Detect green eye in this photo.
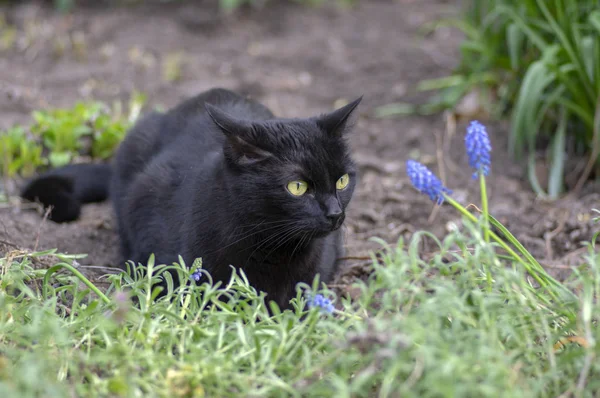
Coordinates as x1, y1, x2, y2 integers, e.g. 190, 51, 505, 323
287, 180, 308, 196
336, 173, 350, 190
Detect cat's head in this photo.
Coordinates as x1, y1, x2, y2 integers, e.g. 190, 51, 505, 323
206, 97, 362, 238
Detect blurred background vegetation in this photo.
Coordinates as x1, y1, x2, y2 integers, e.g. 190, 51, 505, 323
383, 0, 600, 199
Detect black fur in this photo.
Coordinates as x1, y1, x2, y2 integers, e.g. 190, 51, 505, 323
20, 88, 362, 309
20, 163, 111, 222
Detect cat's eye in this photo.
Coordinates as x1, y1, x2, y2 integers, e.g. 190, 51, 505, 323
287, 180, 308, 196
336, 174, 350, 190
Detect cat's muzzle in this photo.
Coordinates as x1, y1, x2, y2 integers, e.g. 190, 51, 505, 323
328, 214, 345, 231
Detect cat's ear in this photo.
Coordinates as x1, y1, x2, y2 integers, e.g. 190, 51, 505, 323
316, 96, 363, 137
205, 103, 272, 166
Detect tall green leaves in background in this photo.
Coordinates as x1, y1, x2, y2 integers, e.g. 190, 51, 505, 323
391, 0, 600, 199
508, 1, 600, 199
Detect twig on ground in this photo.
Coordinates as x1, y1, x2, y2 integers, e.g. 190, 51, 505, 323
436, 125, 447, 187
429, 122, 449, 224
336, 256, 372, 261
0, 218, 20, 252
543, 263, 576, 270
443, 110, 460, 174
0, 238, 19, 250
559, 247, 590, 266
0, 217, 11, 239
544, 209, 570, 260
34, 206, 51, 252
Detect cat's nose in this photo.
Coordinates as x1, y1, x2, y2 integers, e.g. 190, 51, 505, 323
327, 212, 344, 230
326, 203, 343, 229
327, 211, 342, 221
325, 196, 343, 228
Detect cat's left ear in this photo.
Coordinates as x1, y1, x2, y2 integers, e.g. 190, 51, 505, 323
205, 103, 273, 166
316, 96, 363, 137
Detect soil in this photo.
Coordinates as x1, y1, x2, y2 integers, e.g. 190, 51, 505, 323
0, 0, 598, 288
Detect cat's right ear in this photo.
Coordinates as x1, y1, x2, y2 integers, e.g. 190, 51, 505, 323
316, 96, 363, 138
205, 103, 272, 166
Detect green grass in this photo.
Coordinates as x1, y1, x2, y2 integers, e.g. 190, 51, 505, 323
1, 207, 599, 397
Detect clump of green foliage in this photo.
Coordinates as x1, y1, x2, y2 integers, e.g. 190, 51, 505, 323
0, 127, 44, 178
0, 92, 145, 178
382, 0, 600, 198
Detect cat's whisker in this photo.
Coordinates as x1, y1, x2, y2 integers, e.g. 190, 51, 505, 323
288, 231, 309, 265
236, 219, 295, 229
211, 220, 298, 254
258, 225, 306, 267
215, 219, 269, 247
244, 224, 298, 255
244, 223, 304, 266
227, 218, 289, 233
224, 219, 294, 241
273, 227, 306, 257
222, 222, 301, 266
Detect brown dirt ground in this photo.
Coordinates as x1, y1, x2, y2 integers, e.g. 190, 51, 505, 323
0, 0, 598, 288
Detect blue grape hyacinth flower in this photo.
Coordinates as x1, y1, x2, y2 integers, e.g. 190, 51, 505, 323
406, 160, 452, 205
190, 269, 202, 282
465, 120, 491, 179
307, 294, 335, 314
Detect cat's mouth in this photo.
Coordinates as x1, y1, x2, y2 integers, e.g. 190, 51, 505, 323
309, 218, 344, 238
328, 214, 345, 231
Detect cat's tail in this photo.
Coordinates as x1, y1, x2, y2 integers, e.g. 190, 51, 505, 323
20, 163, 112, 223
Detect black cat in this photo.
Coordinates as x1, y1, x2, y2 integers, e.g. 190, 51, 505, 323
21, 88, 362, 309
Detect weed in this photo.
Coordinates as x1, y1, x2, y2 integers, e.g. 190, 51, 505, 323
0, 92, 146, 178
0, 127, 44, 178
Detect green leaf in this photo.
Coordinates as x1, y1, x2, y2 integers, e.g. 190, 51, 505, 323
547, 109, 567, 199
506, 23, 524, 70
373, 103, 417, 118
510, 57, 556, 158
219, 0, 243, 12
588, 10, 600, 34
49, 151, 72, 168
527, 155, 547, 197
417, 75, 466, 91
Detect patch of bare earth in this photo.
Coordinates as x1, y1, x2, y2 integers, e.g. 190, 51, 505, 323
0, 0, 597, 288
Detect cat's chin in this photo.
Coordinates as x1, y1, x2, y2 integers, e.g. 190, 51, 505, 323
309, 230, 333, 239
310, 224, 343, 238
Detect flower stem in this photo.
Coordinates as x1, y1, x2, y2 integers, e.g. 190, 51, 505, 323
43, 262, 111, 304
442, 194, 571, 305
479, 172, 490, 243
